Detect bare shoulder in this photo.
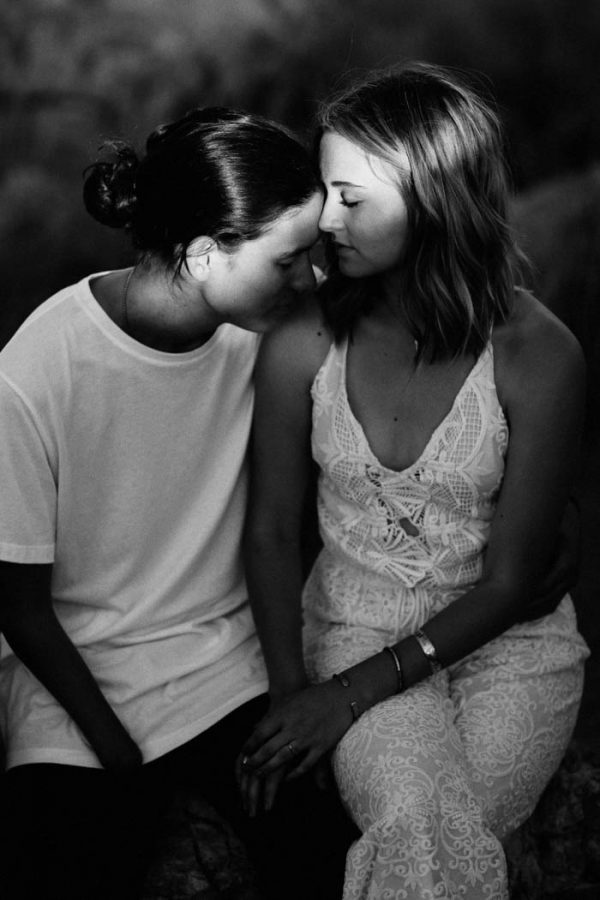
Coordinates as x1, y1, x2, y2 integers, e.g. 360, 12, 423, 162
257, 295, 333, 389
492, 288, 585, 410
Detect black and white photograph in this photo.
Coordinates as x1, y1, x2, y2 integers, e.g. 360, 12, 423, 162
0, 2, 598, 898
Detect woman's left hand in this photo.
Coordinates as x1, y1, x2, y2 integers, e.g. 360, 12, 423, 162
238, 680, 354, 783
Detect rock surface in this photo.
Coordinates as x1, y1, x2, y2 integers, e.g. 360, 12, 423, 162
143, 718, 600, 899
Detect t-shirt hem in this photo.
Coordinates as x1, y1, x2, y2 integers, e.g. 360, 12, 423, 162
4, 679, 269, 771
0, 543, 55, 564
141, 679, 269, 763
6, 746, 104, 770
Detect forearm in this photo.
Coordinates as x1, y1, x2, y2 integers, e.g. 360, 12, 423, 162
245, 533, 308, 698
240, 579, 530, 781
341, 579, 523, 714
2, 604, 141, 771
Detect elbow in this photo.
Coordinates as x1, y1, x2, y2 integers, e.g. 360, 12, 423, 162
243, 518, 301, 559
0, 600, 55, 636
477, 572, 534, 624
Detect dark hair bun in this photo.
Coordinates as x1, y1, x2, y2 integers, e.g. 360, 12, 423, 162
82, 108, 319, 269
83, 141, 139, 228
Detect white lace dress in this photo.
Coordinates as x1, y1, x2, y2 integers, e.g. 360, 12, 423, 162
303, 339, 589, 900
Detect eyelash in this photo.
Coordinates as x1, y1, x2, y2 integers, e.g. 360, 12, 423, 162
340, 198, 359, 208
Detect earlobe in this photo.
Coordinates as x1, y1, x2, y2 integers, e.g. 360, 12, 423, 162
186, 237, 216, 283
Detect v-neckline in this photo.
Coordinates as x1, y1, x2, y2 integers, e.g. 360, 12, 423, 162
341, 340, 491, 476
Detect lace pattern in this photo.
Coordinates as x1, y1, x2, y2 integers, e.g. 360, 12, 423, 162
302, 338, 589, 899
311, 341, 508, 594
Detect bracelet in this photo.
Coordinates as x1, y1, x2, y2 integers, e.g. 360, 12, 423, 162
382, 646, 404, 693
414, 628, 443, 674
332, 672, 361, 721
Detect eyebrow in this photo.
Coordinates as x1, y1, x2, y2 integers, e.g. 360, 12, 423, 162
279, 238, 320, 259
330, 180, 365, 189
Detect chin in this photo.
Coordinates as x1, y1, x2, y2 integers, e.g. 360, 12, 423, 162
238, 315, 282, 335
338, 259, 368, 278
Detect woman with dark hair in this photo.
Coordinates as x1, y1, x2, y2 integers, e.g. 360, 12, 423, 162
240, 63, 589, 898
0, 107, 356, 900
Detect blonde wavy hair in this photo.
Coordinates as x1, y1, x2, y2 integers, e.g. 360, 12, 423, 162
317, 61, 528, 361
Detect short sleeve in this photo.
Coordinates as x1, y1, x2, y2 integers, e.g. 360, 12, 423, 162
0, 374, 56, 563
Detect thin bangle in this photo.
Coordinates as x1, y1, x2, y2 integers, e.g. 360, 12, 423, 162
414, 628, 443, 674
332, 672, 361, 721
382, 646, 403, 693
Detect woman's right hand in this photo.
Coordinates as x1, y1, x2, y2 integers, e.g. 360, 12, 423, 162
95, 731, 143, 774
0, 561, 144, 777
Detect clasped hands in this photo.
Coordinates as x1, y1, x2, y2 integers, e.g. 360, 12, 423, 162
236, 680, 353, 816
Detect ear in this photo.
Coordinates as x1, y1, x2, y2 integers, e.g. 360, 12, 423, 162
185, 237, 216, 283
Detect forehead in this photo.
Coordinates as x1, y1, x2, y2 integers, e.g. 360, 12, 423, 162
254, 190, 323, 254
319, 130, 406, 189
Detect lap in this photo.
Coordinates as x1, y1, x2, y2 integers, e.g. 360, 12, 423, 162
333, 676, 469, 831
332, 602, 586, 840
449, 602, 586, 837
0, 763, 164, 899
0, 695, 356, 900
0, 698, 263, 900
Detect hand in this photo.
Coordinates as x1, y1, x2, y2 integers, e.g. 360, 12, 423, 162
238, 680, 353, 784
237, 763, 288, 817
95, 731, 143, 774
518, 498, 580, 622
236, 744, 337, 816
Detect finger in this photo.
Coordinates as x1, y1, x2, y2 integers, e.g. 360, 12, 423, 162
285, 748, 321, 781
519, 597, 554, 622
235, 752, 248, 786
246, 736, 299, 772
239, 763, 251, 814
263, 769, 285, 812
247, 773, 263, 819
252, 740, 303, 777
240, 717, 283, 757
314, 758, 334, 791
539, 532, 577, 593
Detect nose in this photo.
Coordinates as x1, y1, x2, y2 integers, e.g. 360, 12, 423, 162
290, 253, 317, 293
318, 195, 340, 234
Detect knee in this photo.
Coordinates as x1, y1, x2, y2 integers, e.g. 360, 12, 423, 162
342, 759, 491, 844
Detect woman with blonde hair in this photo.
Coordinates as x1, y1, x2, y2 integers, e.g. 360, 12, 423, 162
240, 63, 589, 898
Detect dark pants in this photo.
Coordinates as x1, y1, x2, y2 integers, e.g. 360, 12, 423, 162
0, 695, 358, 900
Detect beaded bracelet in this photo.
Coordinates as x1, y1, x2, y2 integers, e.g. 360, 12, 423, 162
382, 645, 404, 693
332, 672, 361, 721
414, 628, 442, 674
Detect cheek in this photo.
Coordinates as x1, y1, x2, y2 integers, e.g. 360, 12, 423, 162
253, 272, 285, 305
369, 212, 408, 261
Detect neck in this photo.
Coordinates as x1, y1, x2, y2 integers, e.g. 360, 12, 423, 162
119, 264, 216, 352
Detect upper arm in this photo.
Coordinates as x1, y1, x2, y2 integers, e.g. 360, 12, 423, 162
0, 375, 56, 564
483, 297, 586, 598
248, 303, 331, 546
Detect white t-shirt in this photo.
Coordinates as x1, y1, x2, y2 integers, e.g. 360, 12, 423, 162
0, 274, 268, 768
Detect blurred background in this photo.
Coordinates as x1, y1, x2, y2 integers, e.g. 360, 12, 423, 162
0, 0, 598, 660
